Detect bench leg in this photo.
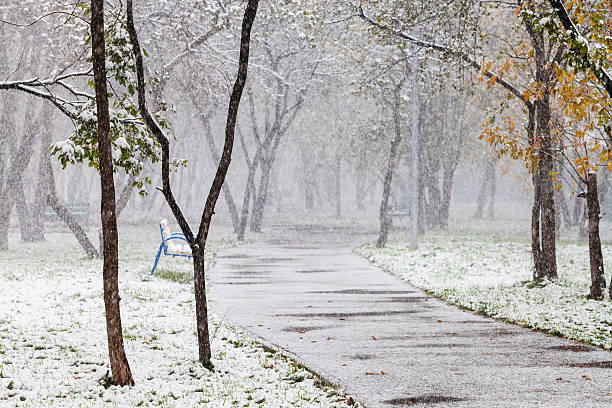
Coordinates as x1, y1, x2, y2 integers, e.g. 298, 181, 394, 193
151, 244, 164, 275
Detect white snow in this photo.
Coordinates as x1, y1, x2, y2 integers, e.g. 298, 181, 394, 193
357, 231, 612, 349
0, 226, 357, 407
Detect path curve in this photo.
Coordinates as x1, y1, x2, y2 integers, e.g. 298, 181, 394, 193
208, 224, 612, 407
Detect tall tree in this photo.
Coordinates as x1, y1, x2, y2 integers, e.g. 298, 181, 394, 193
126, 0, 259, 365
90, 0, 134, 386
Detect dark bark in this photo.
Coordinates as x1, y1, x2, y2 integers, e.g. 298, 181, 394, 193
91, 0, 134, 387
377, 79, 404, 247
187, 91, 241, 233
585, 172, 606, 299
127, 0, 259, 365
535, 96, 557, 280
527, 19, 557, 281
203, 121, 240, 232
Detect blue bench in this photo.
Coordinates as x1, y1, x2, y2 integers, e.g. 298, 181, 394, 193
151, 220, 193, 275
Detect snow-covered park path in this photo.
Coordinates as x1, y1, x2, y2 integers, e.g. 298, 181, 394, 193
208, 224, 612, 407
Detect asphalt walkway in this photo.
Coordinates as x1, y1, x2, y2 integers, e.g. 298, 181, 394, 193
208, 224, 612, 407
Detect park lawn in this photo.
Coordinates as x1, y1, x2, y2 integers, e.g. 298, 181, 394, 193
357, 231, 612, 349
0, 225, 356, 407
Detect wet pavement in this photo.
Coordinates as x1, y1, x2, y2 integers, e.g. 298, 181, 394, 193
208, 224, 612, 407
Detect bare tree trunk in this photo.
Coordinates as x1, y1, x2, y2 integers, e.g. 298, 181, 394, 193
586, 172, 606, 300
127, 0, 259, 366
204, 123, 240, 232
237, 141, 264, 241
536, 101, 557, 280
29, 106, 55, 242
304, 172, 315, 211
377, 79, 405, 247
91, 0, 134, 386
474, 156, 494, 219
440, 161, 457, 229
115, 176, 135, 219
14, 180, 31, 241
558, 190, 573, 228
528, 16, 557, 281
0, 99, 38, 249
13, 97, 44, 241
250, 161, 272, 232
46, 160, 99, 258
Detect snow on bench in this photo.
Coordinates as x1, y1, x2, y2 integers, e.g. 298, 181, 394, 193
151, 219, 192, 275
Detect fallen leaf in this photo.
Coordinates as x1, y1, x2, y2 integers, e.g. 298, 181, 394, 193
555, 377, 563, 381
371, 336, 379, 340
365, 372, 375, 376
380, 371, 386, 375
437, 319, 444, 323
342, 363, 347, 367
311, 340, 317, 343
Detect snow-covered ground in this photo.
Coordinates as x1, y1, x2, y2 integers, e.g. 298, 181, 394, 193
0, 225, 357, 407
357, 231, 612, 349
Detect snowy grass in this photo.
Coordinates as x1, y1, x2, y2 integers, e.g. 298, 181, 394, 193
356, 231, 612, 349
0, 225, 357, 407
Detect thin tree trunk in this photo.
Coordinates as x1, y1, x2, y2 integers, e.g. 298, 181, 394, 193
14, 180, 30, 241
91, 0, 134, 386
202, 121, 240, 232
335, 155, 341, 218
440, 162, 457, 229
537, 110, 557, 280
30, 106, 55, 242
586, 172, 606, 299
474, 156, 494, 219
127, 0, 259, 366
250, 161, 272, 232
377, 79, 405, 247
46, 160, 99, 258
488, 157, 497, 219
